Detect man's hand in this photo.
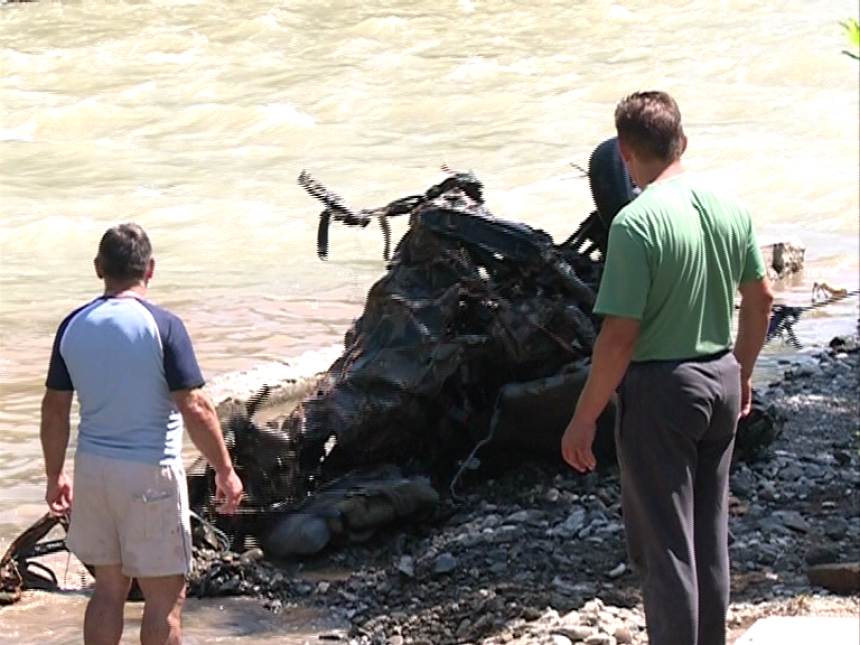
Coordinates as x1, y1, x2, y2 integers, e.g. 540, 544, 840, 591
561, 417, 598, 473
560, 315, 638, 473
46, 471, 73, 515
214, 468, 243, 514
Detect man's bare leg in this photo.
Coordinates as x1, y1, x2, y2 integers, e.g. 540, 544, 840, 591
137, 575, 186, 645
85, 565, 132, 645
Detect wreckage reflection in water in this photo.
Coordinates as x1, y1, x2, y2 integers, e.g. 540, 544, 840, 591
1, 140, 781, 604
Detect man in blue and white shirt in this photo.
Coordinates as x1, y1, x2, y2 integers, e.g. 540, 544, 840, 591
41, 222, 243, 645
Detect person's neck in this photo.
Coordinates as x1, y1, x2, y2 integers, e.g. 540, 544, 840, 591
637, 159, 686, 188
103, 282, 147, 298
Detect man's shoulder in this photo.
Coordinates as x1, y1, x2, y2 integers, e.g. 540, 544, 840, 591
618, 173, 748, 221
133, 300, 198, 354
55, 298, 103, 334
612, 177, 677, 223
135, 299, 187, 328
611, 197, 657, 237
685, 172, 748, 206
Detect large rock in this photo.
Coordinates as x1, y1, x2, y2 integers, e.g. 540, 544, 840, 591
807, 562, 860, 594
759, 239, 805, 282
736, 616, 860, 645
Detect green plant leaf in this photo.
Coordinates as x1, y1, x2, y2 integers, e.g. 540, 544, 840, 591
841, 18, 860, 46
841, 17, 860, 59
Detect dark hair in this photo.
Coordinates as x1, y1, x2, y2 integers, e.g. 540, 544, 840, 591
614, 91, 685, 162
97, 223, 152, 282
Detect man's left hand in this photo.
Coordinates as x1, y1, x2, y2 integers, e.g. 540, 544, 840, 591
561, 417, 598, 473
214, 467, 244, 514
46, 472, 73, 515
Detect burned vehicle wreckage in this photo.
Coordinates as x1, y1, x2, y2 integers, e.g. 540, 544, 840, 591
1, 138, 782, 605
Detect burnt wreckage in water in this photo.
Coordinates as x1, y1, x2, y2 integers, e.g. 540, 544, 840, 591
1, 139, 782, 604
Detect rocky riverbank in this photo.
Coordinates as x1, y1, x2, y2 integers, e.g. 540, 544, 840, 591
190, 337, 859, 644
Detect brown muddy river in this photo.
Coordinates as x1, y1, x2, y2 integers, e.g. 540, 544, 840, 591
1, 0, 858, 641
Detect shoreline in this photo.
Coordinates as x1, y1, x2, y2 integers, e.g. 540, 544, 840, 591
205, 344, 344, 420
2, 336, 857, 644
175, 334, 859, 644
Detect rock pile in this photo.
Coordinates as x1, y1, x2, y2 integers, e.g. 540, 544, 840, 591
189, 338, 859, 644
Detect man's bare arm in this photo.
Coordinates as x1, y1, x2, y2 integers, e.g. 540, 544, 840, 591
561, 316, 640, 472
573, 315, 641, 423
40, 388, 75, 513
172, 388, 233, 474
734, 277, 774, 416
735, 277, 774, 379
40, 389, 74, 477
172, 387, 243, 512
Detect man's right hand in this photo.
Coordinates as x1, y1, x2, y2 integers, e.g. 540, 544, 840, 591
561, 416, 598, 473
46, 471, 73, 515
214, 467, 243, 514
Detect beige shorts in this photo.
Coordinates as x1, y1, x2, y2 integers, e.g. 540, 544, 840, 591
66, 450, 192, 578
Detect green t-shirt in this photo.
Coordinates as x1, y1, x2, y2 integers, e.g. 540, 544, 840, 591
594, 173, 766, 362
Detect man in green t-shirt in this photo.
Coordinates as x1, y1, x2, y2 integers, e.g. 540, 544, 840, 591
561, 91, 774, 645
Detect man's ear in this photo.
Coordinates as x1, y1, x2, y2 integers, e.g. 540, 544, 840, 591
145, 257, 155, 284
679, 133, 688, 156
617, 138, 633, 165
94, 256, 104, 279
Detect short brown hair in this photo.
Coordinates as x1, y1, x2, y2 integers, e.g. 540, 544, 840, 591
614, 91, 685, 162
97, 223, 152, 282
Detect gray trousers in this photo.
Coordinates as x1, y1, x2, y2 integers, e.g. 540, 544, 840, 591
616, 350, 740, 645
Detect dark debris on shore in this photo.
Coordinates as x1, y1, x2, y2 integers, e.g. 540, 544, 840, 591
187, 338, 860, 645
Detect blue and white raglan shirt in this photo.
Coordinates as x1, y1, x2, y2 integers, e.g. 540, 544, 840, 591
45, 296, 205, 466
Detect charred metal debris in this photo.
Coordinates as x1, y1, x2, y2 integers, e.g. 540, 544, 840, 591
2, 138, 784, 604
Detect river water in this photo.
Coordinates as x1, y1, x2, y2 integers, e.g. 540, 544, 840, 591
1, 0, 858, 642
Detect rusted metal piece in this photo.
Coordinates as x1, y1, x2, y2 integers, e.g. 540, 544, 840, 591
299, 170, 420, 261
0, 512, 70, 605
